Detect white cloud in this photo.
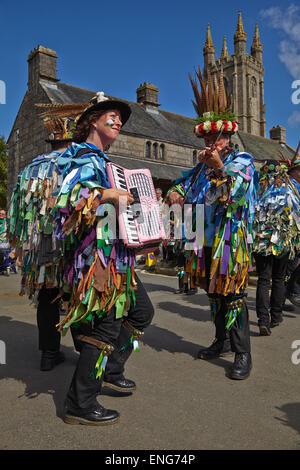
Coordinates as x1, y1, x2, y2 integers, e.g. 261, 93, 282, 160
260, 4, 300, 79
287, 111, 300, 127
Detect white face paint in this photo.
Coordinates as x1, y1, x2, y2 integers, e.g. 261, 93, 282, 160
104, 118, 115, 127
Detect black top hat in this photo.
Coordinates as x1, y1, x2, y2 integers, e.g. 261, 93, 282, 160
76, 92, 131, 127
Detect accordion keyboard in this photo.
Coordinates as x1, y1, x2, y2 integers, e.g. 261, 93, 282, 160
106, 163, 164, 247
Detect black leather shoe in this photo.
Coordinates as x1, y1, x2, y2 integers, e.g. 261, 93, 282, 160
40, 350, 65, 371
287, 293, 300, 308
103, 377, 136, 393
197, 339, 232, 360
259, 325, 272, 336
227, 352, 252, 380
174, 289, 184, 294
270, 319, 283, 328
64, 403, 119, 426
186, 287, 198, 295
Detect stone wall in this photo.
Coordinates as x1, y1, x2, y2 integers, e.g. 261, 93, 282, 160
110, 133, 197, 168
7, 84, 50, 198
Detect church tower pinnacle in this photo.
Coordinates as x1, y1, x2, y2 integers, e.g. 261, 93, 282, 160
203, 24, 215, 75
221, 36, 229, 60
251, 24, 263, 63
234, 11, 247, 55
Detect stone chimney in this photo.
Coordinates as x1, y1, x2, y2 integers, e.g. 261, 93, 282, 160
269, 125, 286, 143
27, 45, 59, 92
136, 82, 160, 109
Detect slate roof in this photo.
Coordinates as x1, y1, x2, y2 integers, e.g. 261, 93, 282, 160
40, 79, 204, 149
237, 130, 295, 163
40, 79, 296, 164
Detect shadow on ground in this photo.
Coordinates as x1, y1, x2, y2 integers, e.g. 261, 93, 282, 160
275, 402, 300, 441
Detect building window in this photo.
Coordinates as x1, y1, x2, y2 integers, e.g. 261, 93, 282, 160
153, 142, 158, 160
251, 77, 257, 98
159, 144, 165, 160
145, 141, 151, 158
193, 150, 198, 166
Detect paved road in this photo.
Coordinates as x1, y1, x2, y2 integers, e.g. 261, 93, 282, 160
0, 270, 299, 450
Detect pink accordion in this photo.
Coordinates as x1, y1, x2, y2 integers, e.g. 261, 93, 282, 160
106, 162, 165, 252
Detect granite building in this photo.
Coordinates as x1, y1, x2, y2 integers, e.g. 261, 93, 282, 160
7, 12, 296, 198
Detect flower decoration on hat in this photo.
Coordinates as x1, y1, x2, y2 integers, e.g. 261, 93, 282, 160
189, 66, 238, 137
259, 159, 285, 181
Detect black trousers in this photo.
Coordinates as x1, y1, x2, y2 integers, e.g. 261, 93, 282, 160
254, 253, 289, 325
214, 298, 251, 353
37, 286, 91, 352
287, 261, 300, 295
203, 247, 250, 353
37, 286, 61, 351
66, 274, 154, 410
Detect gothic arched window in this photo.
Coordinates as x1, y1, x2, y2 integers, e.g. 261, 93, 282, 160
251, 77, 257, 98
145, 141, 151, 158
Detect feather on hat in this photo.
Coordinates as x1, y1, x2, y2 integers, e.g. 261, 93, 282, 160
189, 66, 238, 137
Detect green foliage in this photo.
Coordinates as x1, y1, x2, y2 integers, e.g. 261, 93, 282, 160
196, 110, 237, 124
0, 136, 8, 209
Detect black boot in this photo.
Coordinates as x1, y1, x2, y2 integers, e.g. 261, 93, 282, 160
40, 350, 65, 371
197, 337, 232, 359
174, 275, 185, 294
103, 321, 142, 393
186, 287, 198, 295
64, 342, 119, 425
227, 352, 252, 380
198, 302, 232, 359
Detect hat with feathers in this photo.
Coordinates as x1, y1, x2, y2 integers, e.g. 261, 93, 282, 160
36, 102, 88, 143
189, 66, 238, 137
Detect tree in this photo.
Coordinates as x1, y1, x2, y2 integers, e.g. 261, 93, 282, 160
0, 136, 8, 209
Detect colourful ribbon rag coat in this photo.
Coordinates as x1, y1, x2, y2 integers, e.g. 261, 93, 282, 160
53, 142, 137, 334
8, 150, 65, 297
253, 175, 300, 259
168, 149, 258, 299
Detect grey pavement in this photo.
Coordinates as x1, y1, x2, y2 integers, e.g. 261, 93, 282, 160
0, 269, 299, 450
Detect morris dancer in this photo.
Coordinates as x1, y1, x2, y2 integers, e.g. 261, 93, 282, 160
53, 93, 154, 425
167, 68, 258, 380
286, 157, 300, 307
7, 106, 84, 369
253, 159, 300, 334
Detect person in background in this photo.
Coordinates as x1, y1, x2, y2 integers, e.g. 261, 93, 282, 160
253, 160, 300, 335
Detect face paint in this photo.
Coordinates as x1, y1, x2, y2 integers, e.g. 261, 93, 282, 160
104, 119, 115, 127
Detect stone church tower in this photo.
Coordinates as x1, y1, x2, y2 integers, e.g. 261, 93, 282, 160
203, 12, 266, 137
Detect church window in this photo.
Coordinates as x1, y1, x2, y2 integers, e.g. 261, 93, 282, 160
251, 77, 257, 98
153, 142, 158, 159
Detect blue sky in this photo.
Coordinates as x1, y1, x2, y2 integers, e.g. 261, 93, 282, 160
0, 0, 299, 150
